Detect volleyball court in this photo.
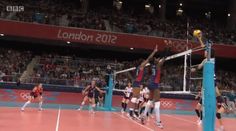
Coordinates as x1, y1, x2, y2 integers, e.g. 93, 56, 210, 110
0, 43, 236, 131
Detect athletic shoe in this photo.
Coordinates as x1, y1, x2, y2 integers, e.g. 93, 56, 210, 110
141, 116, 146, 125
121, 109, 124, 114
197, 120, 202, 126
219, 126, 224, 131
38, 108, 43, 111
21, 108, 24, 111
77, 107, 83, 111
155, 122, 164, 129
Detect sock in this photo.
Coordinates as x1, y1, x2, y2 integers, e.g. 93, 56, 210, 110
124, 103, 127, 111
140, 107, 145, 114
121, 102, 125, 109
154, 101, 161, 123
134, 109, 139, 117
143, 100, 152, 117
200, 111, 203, 120
129, 108, 134, 117
195, 109, 200, 118
150, 107, 154, 114
39, 101, 43, 109
22, 101, 31, 109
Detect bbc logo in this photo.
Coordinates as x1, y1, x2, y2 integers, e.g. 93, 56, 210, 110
6, 6, 24, 12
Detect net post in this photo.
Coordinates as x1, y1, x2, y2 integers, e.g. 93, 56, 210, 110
104, 74, 113, 111
202, 41, 216, 131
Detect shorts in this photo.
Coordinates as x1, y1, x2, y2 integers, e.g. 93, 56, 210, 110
144, 97, 149, 102
133, 81, 142, 88
98, 95, 103, 99
198, 98, 202, 105
88, 93, 95, 98
123, 95, 131, 100
30, 92, 38, 98
148, 82, 159, 90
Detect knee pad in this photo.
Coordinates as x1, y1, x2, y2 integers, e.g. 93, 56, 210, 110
131, 97, 138, 103
154, 101, 160, 109
216, 113, 221, 119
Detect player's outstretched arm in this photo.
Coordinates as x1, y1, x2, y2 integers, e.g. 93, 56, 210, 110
140, 45, 158, 68
96, 86, 106, 93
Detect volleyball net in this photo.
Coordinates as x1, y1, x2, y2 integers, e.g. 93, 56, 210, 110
113, 46, 205, 95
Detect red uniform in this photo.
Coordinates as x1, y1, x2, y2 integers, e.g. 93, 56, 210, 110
30, 86, 43, 98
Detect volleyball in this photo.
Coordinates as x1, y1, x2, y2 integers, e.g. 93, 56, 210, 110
193, 30, 202, 37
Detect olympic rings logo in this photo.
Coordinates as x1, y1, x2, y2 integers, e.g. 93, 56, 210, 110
20, 93, 30, 100
161, 100, 173, 108
163, 39, 192, 52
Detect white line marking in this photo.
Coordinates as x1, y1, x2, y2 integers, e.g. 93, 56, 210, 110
113, 112, 154, 131
164, 114, 197, 125
55, 107, 61, 131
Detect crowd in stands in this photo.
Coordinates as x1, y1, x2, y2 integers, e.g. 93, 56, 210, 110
0, 0, 235, 45
0, 46, 235, 92
217, 70, 236, 91
110, 12, 236, 45
0, 48, 32, 82
0, 0, 106, 30
28, 54, 123, 87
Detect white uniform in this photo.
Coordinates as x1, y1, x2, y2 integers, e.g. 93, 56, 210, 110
139, 87, 150, 102
124, 87, 133, 99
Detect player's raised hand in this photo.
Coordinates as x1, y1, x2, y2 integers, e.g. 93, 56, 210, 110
191, 68, 196, 72
154, 45, 158, 52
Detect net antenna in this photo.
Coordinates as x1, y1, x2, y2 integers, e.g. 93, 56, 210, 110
182, 19, 190, 93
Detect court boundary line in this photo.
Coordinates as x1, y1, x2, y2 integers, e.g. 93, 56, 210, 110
55, 107, 61, 131
113, 112, 154, 131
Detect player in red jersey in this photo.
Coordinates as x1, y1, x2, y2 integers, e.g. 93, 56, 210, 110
21, 83, 43, 111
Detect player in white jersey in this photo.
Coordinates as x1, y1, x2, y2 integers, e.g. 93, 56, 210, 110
139, 85, 150, 117
121, 82, 133, 113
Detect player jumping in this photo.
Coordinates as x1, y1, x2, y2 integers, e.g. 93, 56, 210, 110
141, 57, 165, 129
129, 45, 158, 119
